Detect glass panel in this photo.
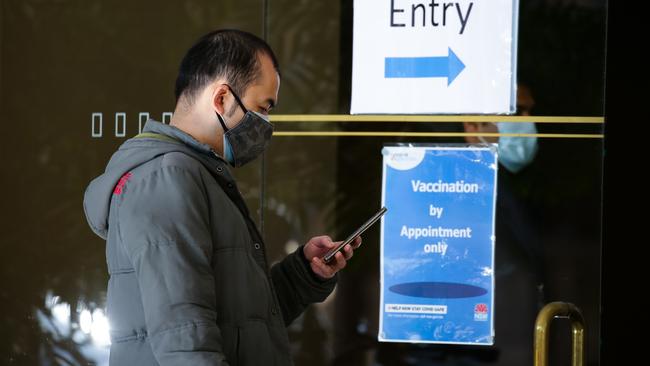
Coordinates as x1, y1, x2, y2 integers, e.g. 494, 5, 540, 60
266, 0, 606, 365
0, 0, 263, 363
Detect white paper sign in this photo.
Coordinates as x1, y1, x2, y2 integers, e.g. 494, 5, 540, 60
351, 0, 518, 114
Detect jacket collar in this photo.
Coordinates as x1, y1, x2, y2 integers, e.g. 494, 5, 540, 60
142, 119, 219, 158
137, 119, 256, 234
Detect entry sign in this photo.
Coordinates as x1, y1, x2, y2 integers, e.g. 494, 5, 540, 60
380, 145, 497, 345
351, 0, 519, 114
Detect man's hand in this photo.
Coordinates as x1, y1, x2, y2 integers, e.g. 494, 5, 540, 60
303, 235, 363, 279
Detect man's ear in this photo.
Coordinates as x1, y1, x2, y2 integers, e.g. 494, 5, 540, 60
212, 83, 230, 115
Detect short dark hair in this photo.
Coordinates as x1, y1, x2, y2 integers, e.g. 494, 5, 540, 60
174, 29, 280, 105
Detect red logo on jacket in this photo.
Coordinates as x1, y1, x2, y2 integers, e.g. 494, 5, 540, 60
113, 172, 133, 195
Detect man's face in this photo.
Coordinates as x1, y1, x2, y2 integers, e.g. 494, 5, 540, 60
225, 53, 280, 122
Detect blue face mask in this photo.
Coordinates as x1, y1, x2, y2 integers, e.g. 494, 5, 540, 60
495, 122, 538, 173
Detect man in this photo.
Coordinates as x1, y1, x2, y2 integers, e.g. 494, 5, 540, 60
461, 83, 542, 279
459, 83, 543, 365
83, 29, 359, 366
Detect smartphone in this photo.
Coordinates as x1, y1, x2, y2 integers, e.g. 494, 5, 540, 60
323, 206, 388, 263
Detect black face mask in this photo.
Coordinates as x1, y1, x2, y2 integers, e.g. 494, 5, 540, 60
216, 85, 274, 167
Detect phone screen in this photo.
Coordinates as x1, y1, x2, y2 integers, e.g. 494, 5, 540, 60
323, 206, 388, 263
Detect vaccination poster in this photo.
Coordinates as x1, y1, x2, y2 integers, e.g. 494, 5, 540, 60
379, 145, 497, 345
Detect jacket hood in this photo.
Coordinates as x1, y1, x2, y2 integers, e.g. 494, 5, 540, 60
83, 119, 221, 239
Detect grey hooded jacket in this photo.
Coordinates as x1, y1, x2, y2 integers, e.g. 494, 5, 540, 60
83, 120, 336, 365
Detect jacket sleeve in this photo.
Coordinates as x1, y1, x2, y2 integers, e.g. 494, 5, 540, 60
118, 165, 229, 365
270, 246, 337, 325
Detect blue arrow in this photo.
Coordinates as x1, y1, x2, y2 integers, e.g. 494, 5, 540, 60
384, 47, 466, 86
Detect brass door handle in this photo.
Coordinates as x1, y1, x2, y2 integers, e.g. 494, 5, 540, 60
534, 301, 585, 366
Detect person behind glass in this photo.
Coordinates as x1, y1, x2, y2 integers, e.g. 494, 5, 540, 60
462, 83, 544, 295
83, 29, 361, 366
455, 83, 544, 365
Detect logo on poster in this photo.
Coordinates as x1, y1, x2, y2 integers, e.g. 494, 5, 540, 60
382, 147, 425, 170
474, 303, 488, 321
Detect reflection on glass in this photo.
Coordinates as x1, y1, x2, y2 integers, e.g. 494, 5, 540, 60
36, 291, 110, 365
